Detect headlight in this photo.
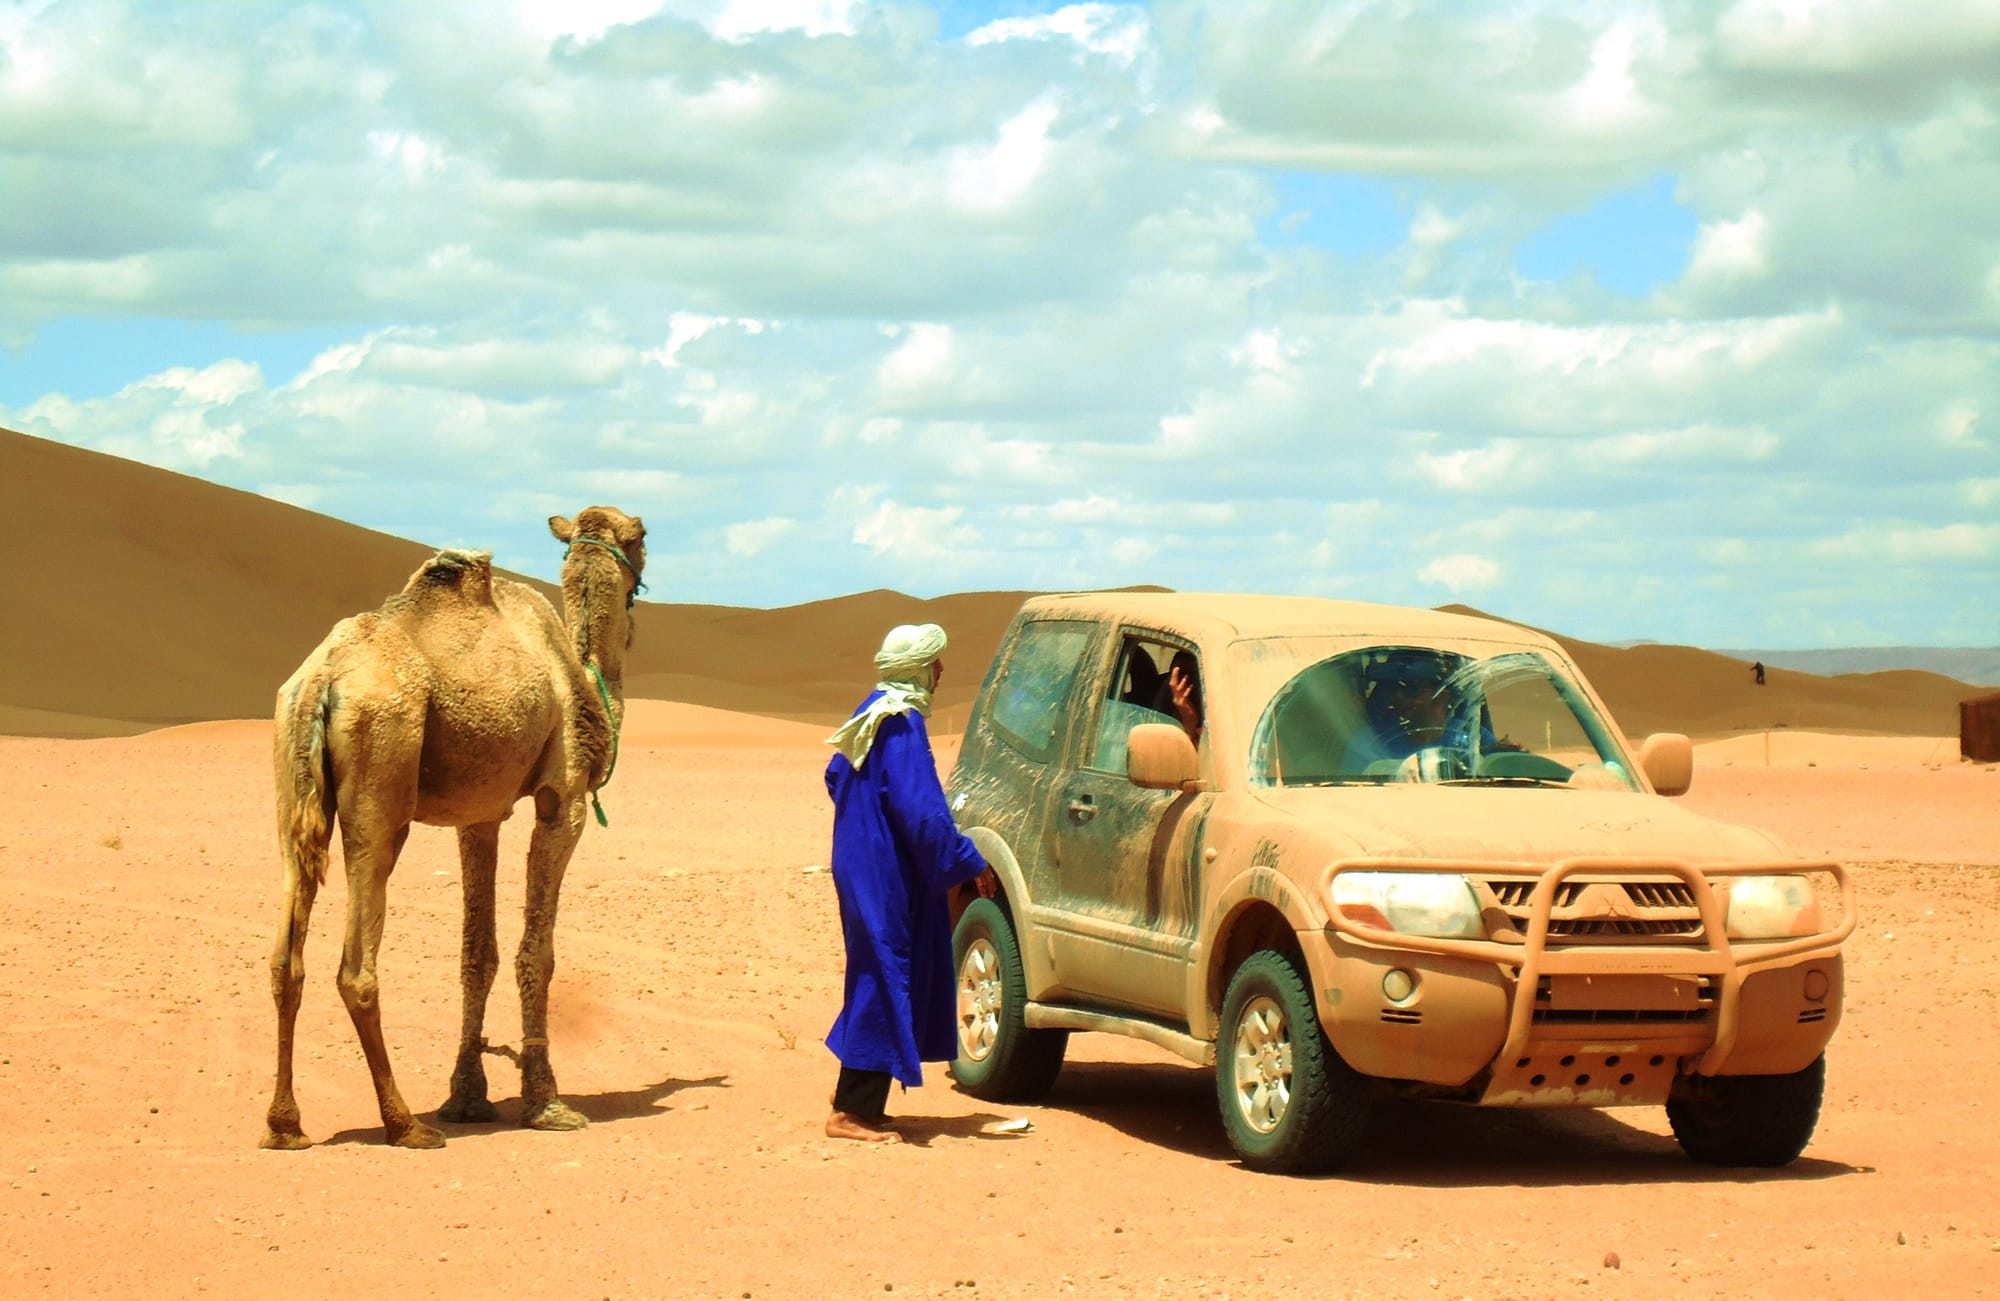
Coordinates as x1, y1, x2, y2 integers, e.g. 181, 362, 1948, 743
1332, 871, 1483, 938
1722, 875, 1822, 939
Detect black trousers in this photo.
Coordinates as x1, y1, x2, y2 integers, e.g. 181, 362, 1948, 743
833, 1065, 892, 1118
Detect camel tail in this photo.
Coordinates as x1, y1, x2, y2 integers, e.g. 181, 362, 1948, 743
274, 668, 337, 887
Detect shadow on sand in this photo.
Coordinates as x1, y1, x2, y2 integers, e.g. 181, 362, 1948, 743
1020, 1058, 1871, 1187
317, 1074, 730, 1148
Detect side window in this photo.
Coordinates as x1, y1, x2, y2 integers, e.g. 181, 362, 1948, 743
1088, 635, 1200, 772
987, 620, 1095, 764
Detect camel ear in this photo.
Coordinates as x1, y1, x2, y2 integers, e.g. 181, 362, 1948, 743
549, 515, 577, 543
618, 514, 646, 546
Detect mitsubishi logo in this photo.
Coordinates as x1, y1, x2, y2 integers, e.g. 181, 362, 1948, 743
1576, 882, 1637, 921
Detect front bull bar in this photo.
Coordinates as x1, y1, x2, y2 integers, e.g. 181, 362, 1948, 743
1319, 857, 1857, 1076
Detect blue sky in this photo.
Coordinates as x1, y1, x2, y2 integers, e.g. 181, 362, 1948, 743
3, 0, 1997, 648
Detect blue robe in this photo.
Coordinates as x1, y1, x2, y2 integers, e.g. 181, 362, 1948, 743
824, 694, 988, 1087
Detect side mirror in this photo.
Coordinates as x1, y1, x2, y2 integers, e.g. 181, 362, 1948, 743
1128, 722, 1199, 791
1639, 732, 1693, 797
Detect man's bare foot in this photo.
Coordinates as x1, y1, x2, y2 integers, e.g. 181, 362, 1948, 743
825, 1110, 902, 1143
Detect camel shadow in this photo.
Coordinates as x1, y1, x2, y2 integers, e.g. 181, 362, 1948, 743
1039, 1058, 1870, 1186
316, 1074, 729, 1147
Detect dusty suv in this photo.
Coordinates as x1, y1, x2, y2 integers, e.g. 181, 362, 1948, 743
943, 593, 1853, 1173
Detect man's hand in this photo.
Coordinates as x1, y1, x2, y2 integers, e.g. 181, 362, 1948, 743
1168, 666, 1201, 740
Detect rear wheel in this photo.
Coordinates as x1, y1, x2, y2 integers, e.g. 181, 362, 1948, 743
1667, 1055, 1825, 1167
1216, 950, 1371, 1173
950, 898, 1067, 1102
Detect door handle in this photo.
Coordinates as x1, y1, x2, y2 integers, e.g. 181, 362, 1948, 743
1067, 793, 1096, 821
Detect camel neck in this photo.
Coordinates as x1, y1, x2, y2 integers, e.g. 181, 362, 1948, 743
561, 557, 632, 710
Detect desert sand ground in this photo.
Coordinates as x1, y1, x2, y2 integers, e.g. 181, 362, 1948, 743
2, 706, 1997, 1300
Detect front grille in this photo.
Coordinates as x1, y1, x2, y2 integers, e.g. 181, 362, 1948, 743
1529, 974, 1716, 1025
1547, 917, 1701, 938
1485, 877, 1706, 943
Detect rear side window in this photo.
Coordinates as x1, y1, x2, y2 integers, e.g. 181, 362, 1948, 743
987, 620, 1094, 763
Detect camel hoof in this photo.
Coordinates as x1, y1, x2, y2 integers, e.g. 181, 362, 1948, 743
522, 1099, 589, 1132
259, 1128, 312, 1152
437, 1096, 499, 1124
389, 1121, 447, 1150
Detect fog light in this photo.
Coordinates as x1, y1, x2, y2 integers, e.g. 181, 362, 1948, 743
1382, 968, 1417, 1004
1803, 968, 1830, 1002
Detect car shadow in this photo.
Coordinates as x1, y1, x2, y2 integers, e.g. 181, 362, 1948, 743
315, 1073, 730, 1147
1036, 1058, 1870, 1186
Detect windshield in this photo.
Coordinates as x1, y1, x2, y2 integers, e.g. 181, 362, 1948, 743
1247, 646, 1640, 790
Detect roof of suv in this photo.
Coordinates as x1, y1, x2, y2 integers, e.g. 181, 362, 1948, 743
1022, 591, 1560, 650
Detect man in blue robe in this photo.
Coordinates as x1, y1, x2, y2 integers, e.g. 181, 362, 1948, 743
822, 622, 989, 1142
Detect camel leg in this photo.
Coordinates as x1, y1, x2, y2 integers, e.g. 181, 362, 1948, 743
260, 860, 320, 1150
438, 821, 502, 1123
336, 822, 444, 1149
517, 793, 588, 1131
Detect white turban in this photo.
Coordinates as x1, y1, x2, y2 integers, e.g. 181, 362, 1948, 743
826, 623, 949, 769
874, 623, 948, 676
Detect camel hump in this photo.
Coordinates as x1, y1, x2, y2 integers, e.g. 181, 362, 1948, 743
402, 548, 496, 607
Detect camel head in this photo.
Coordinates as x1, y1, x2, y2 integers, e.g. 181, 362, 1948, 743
549, 507, 647, 669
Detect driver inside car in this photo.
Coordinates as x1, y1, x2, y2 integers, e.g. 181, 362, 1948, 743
1354, 652, 1515, 779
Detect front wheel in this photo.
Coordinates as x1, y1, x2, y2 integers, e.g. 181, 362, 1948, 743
950, 898, 1067, 1102
1667, 1055, 1825, 1167
1216, 950, 1371, 1173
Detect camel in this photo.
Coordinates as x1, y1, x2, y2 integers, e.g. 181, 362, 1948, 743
260, 506, 646, 1149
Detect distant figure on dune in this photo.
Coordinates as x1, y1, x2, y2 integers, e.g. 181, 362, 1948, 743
1753, 661, 1767, 686
821, 622, 990, 1143
261, 507, 646, 1150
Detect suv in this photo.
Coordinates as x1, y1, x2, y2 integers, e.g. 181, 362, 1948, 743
943, 593, 1853, 1173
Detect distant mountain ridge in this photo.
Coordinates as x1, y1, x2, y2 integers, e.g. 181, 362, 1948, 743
1712, 648, 2000, 689
4, 426, 1988, 738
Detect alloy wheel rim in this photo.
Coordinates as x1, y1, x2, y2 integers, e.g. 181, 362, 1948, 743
957, 937, 1002, 1061
1230, 993, 1294, 1135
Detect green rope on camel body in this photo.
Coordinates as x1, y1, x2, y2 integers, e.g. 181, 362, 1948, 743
585, 661, 619, 827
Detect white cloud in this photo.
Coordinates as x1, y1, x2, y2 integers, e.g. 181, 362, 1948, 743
967, 4, 1152, 67
1686, 210, 1771, 283
877, 323, 956, 400
1109, 537, 1157, 566
1812, 523, 1999, 563
1419, 553, 1502, 593
1940, 401, 1984, 449
852, 499, 979, 558
711, 0, 858, 43
947, 96, 1061, 216
1414, 442, 1546, 494
1583, 424, 1780, 468
517, 0, 666, 44
724, 516, 797, 557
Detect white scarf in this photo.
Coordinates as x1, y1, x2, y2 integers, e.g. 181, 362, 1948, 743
826, 623, 946, 770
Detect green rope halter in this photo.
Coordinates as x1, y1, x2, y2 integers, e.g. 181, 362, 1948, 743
585, 661, 619, 828
564, 536, 647, 606
562, 535, 641, 826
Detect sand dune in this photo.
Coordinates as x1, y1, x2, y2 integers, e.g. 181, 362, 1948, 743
4, 427, 1984, 741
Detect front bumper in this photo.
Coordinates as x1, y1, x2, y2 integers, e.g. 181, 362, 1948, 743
1305, 856, 1855, 1104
